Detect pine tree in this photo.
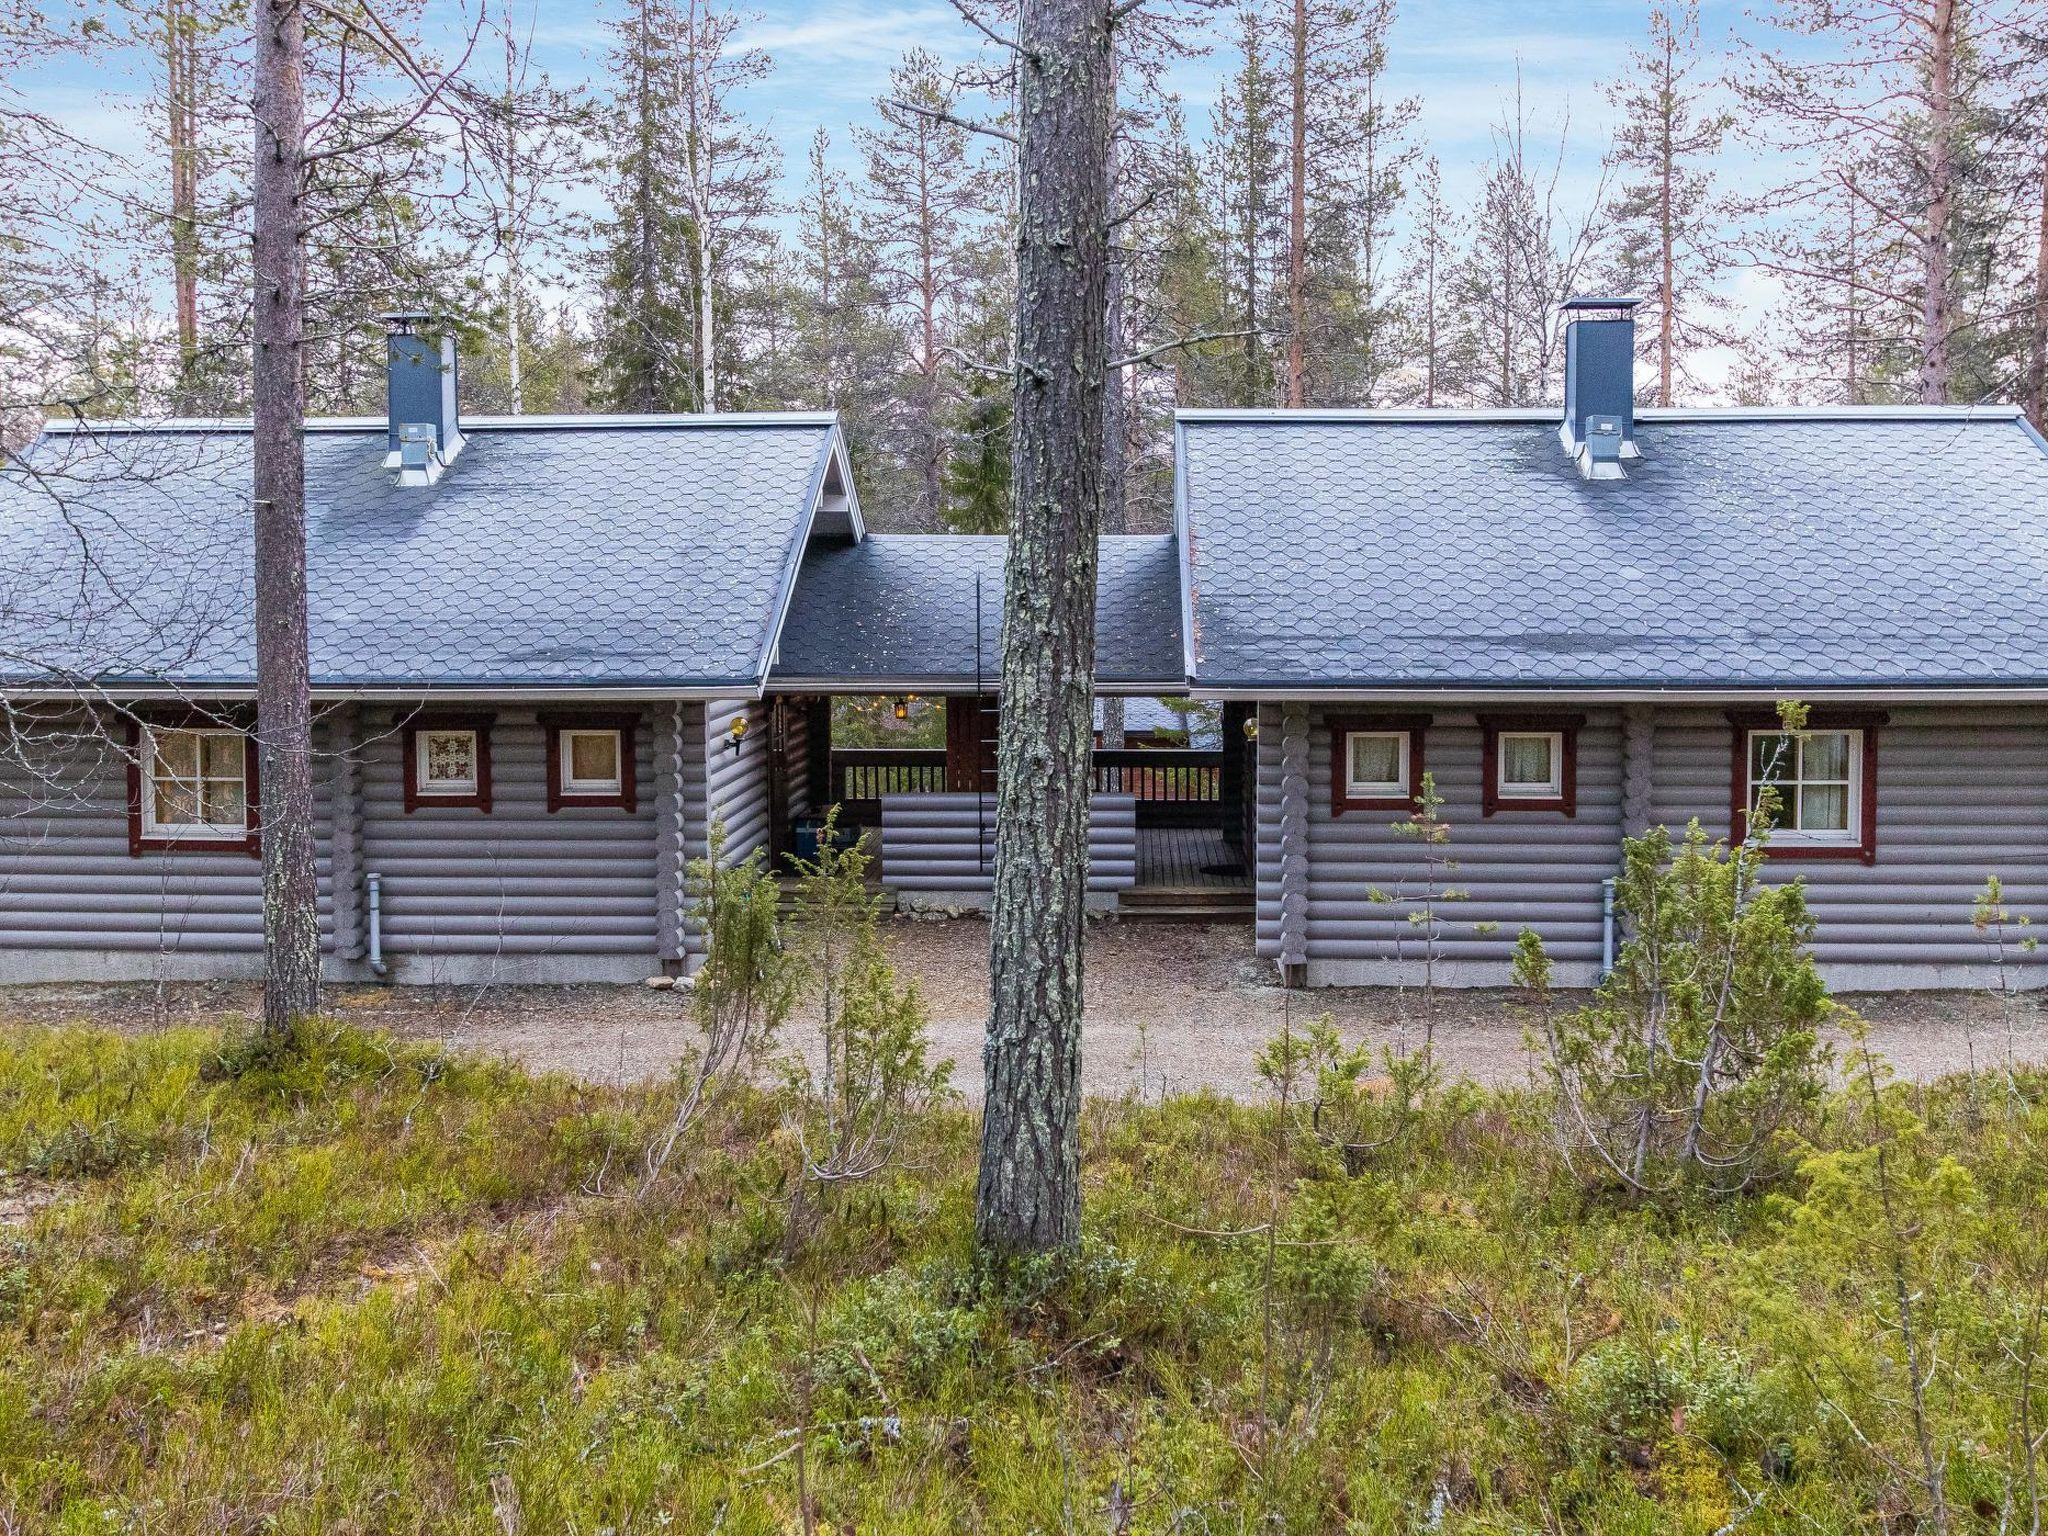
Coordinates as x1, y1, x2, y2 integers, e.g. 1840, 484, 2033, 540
590, 0, 776, 412
1603, 0, 1732, 405
860, 51, 1002, 527
1393, 155, 1468, 405
778, 129, 905, 510
455, 1, 592, 415
1458, 87, 1607, 406
1209, 1, 1285, 406
1276, 0, 1415, 405
1737, 0, 2016, 403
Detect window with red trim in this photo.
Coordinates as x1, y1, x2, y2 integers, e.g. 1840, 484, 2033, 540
1328, 713, 1429, 815
1479, 713, 1582, 816
1728, 710, 1882, 863
402, 713, 494, 812
540, 712, 638, 812
125, 715, 260, 856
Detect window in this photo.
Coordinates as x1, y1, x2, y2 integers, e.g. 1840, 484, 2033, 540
125, 719, 259, 855
1479, 713, 1583, 816
561, 729, 622, 795
1345, 731, 1409, 796
1498, 732, 1564, 799
1731, 712, 1882, 863
417, 730, 479, 796
401, 713, 494, 812
1327, 714, 1429, 815
541, 713, 638, 812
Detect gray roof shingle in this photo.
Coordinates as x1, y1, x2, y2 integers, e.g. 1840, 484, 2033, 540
770, 534, 1183, 689
0, 417, 843, 689
1178, 409, 2048, 690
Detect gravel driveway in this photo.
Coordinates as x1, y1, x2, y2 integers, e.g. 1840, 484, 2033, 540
4, 918, 2042, 1103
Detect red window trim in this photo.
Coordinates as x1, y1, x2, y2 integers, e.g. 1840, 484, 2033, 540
1478, 712, 1585, 817
124, 711, 261, 857
401, 711, 495, 813
1328, 713, 1431, 815
1727, 709, 1885, 865
539, 711, 639, 813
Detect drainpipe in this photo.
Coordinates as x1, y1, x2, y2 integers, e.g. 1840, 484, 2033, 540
1599, 875, 1617, 982
366, 871, 388, 977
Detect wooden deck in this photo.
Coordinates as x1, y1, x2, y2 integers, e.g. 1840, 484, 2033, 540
1133, 826, 1249, 891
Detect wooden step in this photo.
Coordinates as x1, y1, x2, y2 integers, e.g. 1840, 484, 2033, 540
1118, 885, 1254, 917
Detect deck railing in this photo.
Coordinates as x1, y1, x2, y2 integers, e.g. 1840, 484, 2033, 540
825, 746, 1222, 827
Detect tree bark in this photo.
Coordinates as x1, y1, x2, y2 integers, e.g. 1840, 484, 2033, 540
1285, 0, 1307, 407
2029, 137, 2047, 433
975, 0, 1110, 1257
1657, 25, 1674, 408
251, 0, 321, 1035
168, 0, 202, 405
1916, 0, 1957, 404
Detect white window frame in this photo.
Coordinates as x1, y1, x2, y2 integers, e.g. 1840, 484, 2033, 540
1496, 730, 1565, 800
1343, 729, 1411, 798
1747, 728, 1863, 846
140, 725, 249, 840
415, 727, 480, 797
559, 727, 624, 796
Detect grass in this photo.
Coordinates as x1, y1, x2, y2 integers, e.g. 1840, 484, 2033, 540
1, 1017, 2044, 1533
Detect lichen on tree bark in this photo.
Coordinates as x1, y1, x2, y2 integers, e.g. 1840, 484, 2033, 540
974, 0, 1112, 1256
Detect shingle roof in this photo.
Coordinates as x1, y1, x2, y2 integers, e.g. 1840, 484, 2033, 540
770, 534, 1184, 689
1177, 408, 2048, 690
0, 416, 847, 690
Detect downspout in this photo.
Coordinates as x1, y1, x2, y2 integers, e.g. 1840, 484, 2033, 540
1600, 875, 1617, 982
366, 871, 387, 977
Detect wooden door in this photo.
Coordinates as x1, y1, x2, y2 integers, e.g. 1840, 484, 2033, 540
945, 696, 999, 793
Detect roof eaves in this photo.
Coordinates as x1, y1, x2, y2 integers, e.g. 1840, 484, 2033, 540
40, 409, 843, 436
1184, 676, 2048, 700
1173, 403, 2028, 426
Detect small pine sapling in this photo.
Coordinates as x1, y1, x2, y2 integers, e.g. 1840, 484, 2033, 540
1254, 1011, 1433, 1174
781, 809, 954, 1254
1515, 704, 1830, 1197
1972, 874, 2038, 1110
642, 821, 800, 1188
1373, 770, 1472, 1074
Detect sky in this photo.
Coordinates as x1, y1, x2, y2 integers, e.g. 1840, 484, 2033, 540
26, 0, 1806, 387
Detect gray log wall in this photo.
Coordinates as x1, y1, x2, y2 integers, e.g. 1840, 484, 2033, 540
1257, 702, 2048, 990
355, 705, 658, 982
880, 792, 1137, 909
0, 699, 755, 985
0, 708, 336, 981
677, 697, 775, 966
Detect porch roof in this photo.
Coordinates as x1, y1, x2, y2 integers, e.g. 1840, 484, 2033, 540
1176, 407, 2048, 692
769, 534, 1185, 692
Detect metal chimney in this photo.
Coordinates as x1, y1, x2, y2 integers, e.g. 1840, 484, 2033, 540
381, 311, 464, 485
1559, 297, 1642, 480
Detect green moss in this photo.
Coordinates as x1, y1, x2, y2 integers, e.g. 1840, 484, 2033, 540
2, 1020, 2044, 1532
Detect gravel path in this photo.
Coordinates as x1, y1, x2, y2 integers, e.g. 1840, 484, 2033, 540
5, 918, 2043, 1102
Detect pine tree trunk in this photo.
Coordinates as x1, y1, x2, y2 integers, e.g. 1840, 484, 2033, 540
1285, 0, 1307, 407
168, 0, 202, 405
1657, 29, 1675, 408
251, 0, 320, 1036
1917, 0, 1956, 404
2028, 139, 2047, 433
975, 0, 1110, 1257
